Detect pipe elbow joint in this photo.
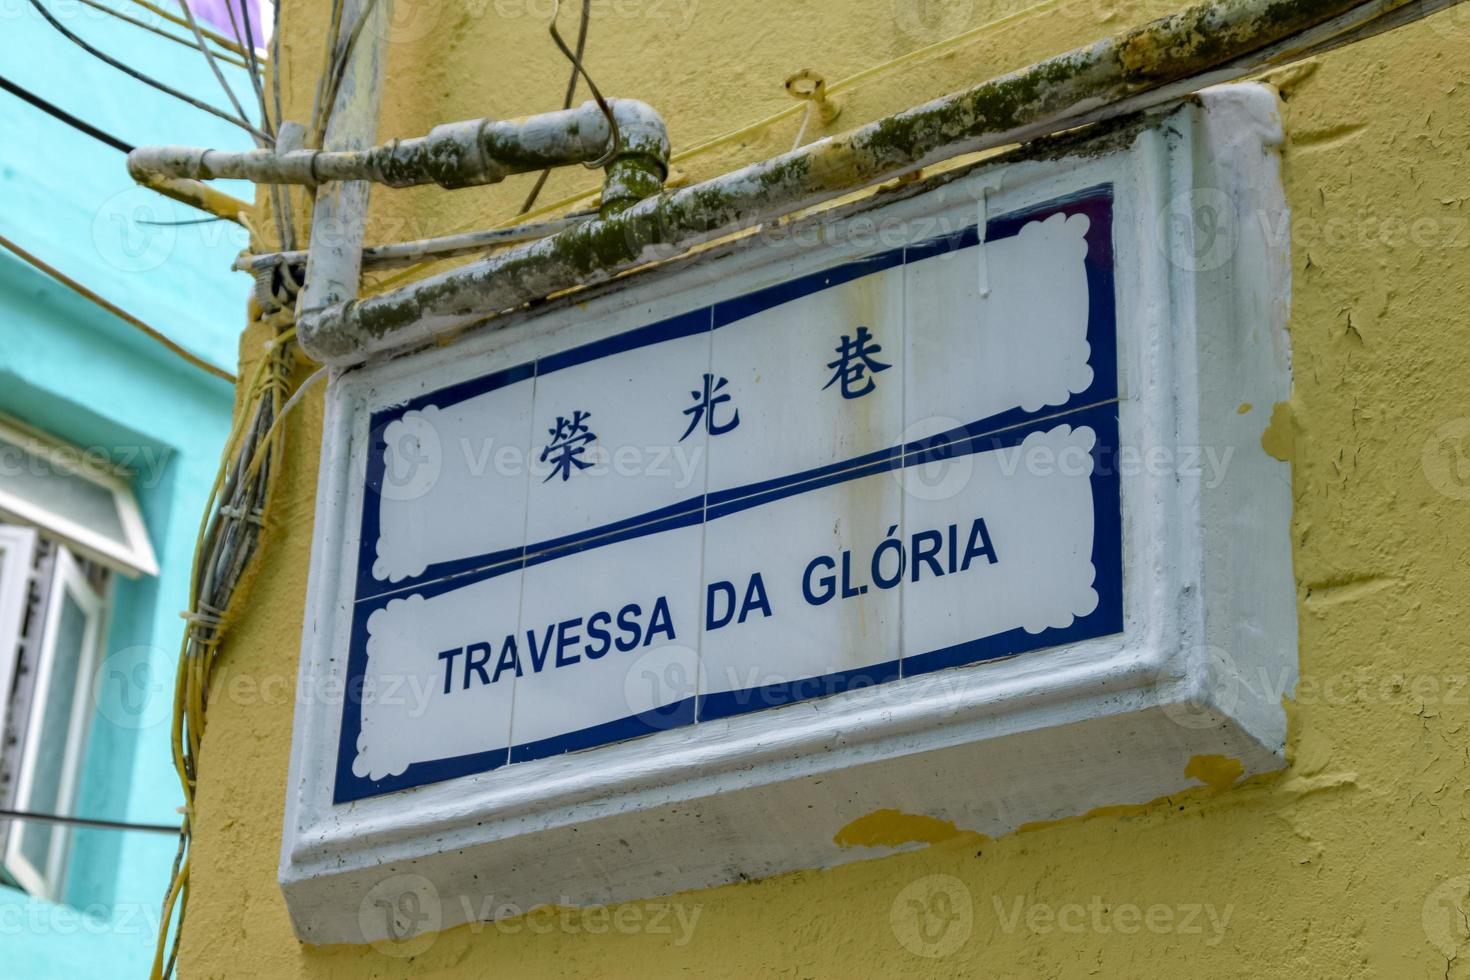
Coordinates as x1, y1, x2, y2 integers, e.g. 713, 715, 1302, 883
604, 98, 670, 172
597, 99, 670, 216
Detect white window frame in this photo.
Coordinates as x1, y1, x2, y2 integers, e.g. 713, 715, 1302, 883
3, 546, 106, 900
0, 413, 158, 579
0, 525, 38, 746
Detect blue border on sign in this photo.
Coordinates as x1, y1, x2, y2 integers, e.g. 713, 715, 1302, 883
333, 186, 1122, 803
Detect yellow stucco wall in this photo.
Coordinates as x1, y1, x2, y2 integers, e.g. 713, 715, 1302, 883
184, 0, 1470, 975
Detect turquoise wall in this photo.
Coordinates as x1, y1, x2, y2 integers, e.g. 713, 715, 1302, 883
0, 0, 254, 974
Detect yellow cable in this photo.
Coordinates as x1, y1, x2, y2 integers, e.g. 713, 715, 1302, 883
74, 0, 251, 69
156, 328, 295, 977
148, 856, 189, 980
122, 0, 248, 57
0, 234, 237, 383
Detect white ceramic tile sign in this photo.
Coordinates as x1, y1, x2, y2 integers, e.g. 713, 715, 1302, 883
336, 188, 1123, 803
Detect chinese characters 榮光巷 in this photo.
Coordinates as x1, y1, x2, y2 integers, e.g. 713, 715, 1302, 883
680, 372, 740, 441
823, 325, 890, 400
540, 410, 596, 482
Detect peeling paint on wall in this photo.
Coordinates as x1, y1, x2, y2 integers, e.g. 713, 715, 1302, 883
833, 810, 986, 849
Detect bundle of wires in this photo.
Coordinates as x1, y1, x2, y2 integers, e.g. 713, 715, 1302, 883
151, 317, 302, 979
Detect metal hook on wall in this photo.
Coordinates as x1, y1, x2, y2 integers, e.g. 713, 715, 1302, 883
785, 69, 841, 151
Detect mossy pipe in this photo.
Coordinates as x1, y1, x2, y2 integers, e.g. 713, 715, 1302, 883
297, 0, 1445, 364
126, 99, 670, 192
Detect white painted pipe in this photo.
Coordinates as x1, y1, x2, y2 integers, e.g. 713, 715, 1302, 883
126, 99, 670, 191
236, 212, 596, 275
296, 0, 394, 328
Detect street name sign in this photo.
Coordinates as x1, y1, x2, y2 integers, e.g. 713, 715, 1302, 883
282, 85, 1297, 945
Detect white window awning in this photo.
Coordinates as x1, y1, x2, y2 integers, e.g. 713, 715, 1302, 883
0, 414, 158, 578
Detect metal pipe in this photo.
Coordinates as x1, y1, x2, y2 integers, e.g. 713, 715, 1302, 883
297, 0, 1461, 365
126, 99, 670, 194
235, 211, 595, 276
234, 212, 595, 312
297, 0, 393, 325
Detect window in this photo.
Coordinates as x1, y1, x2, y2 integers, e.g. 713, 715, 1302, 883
0, 526, 36, 705
0, 413, 157, 578
0, 417, 155, 900
0, 542, 108, 900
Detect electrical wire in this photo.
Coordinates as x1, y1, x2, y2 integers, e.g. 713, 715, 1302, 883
71, 0, 250, 70
225, 0, 274, 139
0, 74, 134, 153
24, 0, 270, 142
0, 233, 236, 384
312, 0, 378, 146
520, 0, 591, 214
1, 75, 247, 230
0, 807, 178, 835
137, 217, 228, 225
270, 0, 284, 133
382, 0, 1064, 293
269, 0, 295, 251
177, 0, 262, 143
546, 0, 618, 170
120, 0, 249, 56
306, 0, 347, 145
667, 0, 1064, 166
150, 319, 298, 980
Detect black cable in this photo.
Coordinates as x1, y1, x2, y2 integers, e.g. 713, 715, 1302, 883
23, 0, 268, 140
0, 807, 178, 835
520, 0, 592, 214
137, 216, 227, 225
224, 0, 272, 136
0, 74, 134, 153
